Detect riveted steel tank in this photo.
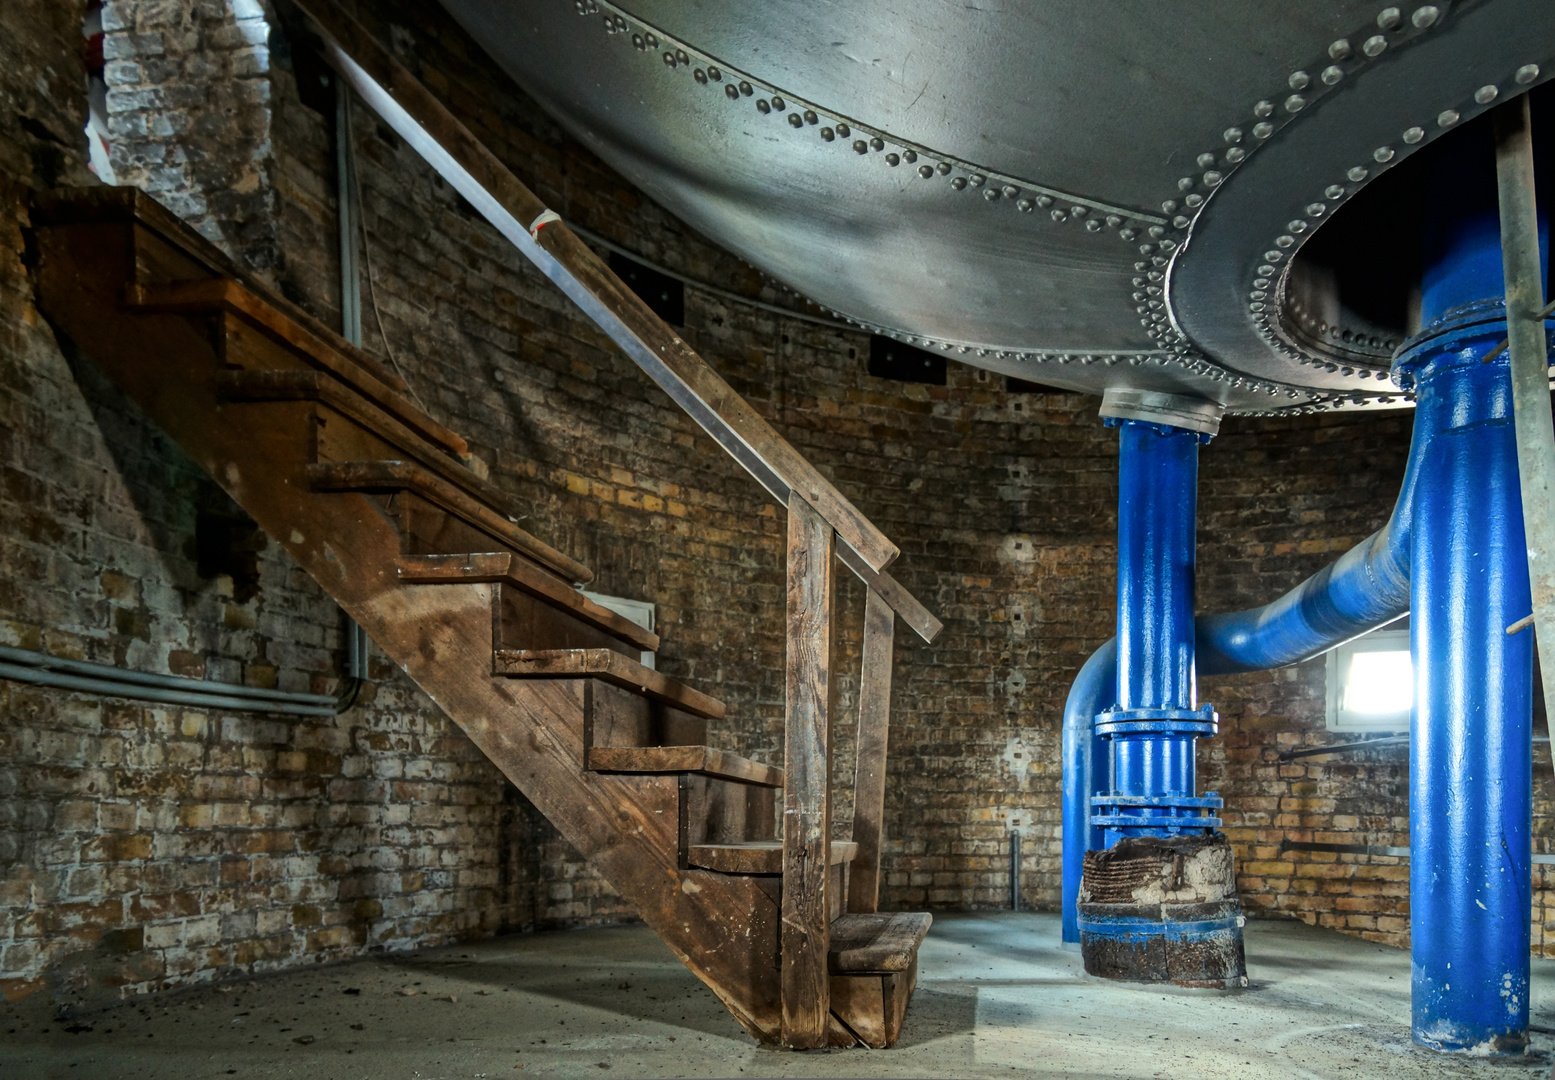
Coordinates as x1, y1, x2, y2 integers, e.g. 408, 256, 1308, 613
437, 0, 1552, 417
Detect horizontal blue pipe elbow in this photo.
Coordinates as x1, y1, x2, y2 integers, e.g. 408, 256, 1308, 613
1061, 416, 1427, 940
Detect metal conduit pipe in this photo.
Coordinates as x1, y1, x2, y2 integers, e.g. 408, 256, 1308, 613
0, 645, 340, 716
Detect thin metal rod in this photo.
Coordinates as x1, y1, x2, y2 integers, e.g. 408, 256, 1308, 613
0, 646, 338, 715
334, 77, 370, 712
1495, 97, 1555, 760
1278, 735, 1409, 761
335, 78, 361, 348
1283, 840, 1555, 866
1281, 736, 1548, 761
1479, 298, 1555, 363
1010, 832, 1021, 911
565, 222, 855, 335
1282, 735, 1551, 761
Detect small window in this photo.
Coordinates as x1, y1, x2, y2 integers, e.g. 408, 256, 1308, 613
868, 336, 946, 385
609, 252, 683, 326
1326, 627, 1411, 732
581, 591, 656, 670
83, 1, 117, 184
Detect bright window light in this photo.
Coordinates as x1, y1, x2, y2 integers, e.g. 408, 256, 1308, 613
1342, 650, 1413, 714
1326, 627, 1412, 732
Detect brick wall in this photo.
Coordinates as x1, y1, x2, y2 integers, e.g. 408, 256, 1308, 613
0, 0, 555, 1010
4, 0, 1553, 1011
101, 0, 281, 276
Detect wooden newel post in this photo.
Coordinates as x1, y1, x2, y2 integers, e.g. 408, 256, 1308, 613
848, 588, 895, 914
781, 493, 835, 1048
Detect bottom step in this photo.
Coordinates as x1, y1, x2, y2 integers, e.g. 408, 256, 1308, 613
827, 911, 932, 1049
830, 911, 932, 973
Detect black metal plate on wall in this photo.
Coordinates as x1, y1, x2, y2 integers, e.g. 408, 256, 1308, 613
1006, 375, 1069, 394
609, 251, 684, 326
869, 335, 945, 385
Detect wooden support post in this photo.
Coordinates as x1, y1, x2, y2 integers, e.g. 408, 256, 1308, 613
847, 588, 895, 915
782, 494, 835, 1049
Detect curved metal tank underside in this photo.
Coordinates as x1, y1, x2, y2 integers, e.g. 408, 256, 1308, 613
438, 0, 1553, 414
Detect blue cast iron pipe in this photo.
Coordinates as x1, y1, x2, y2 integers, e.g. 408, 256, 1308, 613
1116, 422, 1200, 711
1060, 423, 1422, 941
1094, 420, 1216, 849
1401, 127, 1544, 1054
1405, 330, 1532, 1054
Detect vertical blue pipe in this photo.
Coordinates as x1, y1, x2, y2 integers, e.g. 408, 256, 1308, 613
1094, 419, 1217, 850
1401, 128, 1544, 1054
1407, 344, 1532, 1053
1116, 422, 1199, 713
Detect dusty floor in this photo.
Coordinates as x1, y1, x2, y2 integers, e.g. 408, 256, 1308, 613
3, 912, 1554, 1079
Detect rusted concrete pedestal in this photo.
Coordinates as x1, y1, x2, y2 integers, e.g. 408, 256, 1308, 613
1077, 833, 1247, 989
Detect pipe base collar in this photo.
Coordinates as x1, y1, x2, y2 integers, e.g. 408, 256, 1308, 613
1100, 388, 1224, 437
1077, 834, 1248, 989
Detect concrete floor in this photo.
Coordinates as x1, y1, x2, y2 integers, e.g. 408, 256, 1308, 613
4, 913, 1555, 1079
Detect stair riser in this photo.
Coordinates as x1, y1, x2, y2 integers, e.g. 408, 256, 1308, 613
396, 492, 512, 561
498, 585, 637, 658
584, 679, 707, 749
827, 957, 917, 1049
679, 776, 777, 854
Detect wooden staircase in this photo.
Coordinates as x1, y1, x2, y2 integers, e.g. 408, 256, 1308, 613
29, 186, 937, 1047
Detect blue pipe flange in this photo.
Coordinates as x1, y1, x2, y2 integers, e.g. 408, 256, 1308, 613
1092, 704, 1218, 739
1089, 794, 1224, 810
1392, 298, 1555, 388
1090, 792, 1224, 833
1076, 908, 1246, 944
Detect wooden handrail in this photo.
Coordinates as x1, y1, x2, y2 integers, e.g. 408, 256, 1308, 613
837, 546, 942, 644
293, 0, 943, 641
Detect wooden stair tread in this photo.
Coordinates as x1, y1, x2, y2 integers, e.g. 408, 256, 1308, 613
687, 841, 858, 875
398, 553, 658, 652
308, 460, 592, 585
828, 912, 932, 974
494, 647, 724, 720
33, 187, 415, 401
128, 278, 470, 457
586, 745, 782, 787
220, 369, 506, 507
